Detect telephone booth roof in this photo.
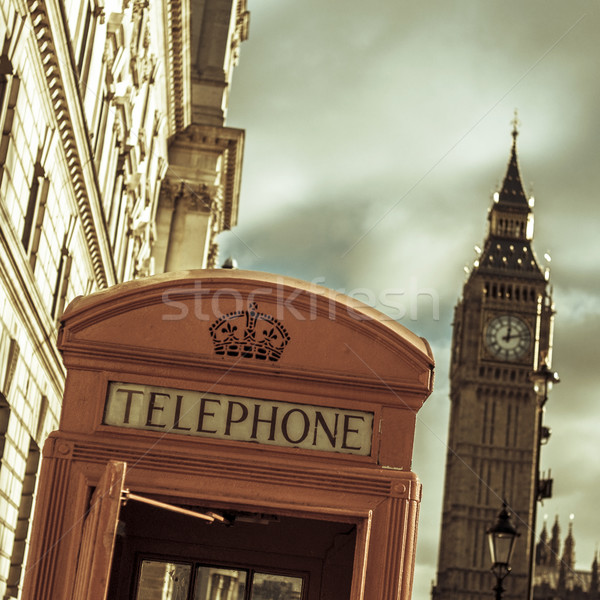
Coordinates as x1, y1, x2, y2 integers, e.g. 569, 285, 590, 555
59, 268, 434, 392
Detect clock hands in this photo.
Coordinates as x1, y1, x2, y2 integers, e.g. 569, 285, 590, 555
501, 317, 527, 343
502, 328, 528, 342
502, 317, 512, 342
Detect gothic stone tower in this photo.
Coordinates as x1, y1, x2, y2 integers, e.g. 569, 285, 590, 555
433, 126, 555, 600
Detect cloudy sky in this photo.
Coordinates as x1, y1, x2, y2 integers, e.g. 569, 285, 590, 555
219, 2, 600, 598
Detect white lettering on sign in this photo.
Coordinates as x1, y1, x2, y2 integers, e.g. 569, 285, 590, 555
103, 383, 374, 456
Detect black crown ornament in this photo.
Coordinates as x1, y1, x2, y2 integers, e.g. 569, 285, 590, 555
209, 302, 290, 362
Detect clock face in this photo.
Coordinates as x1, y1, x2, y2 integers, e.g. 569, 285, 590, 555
485, 315, 531, 361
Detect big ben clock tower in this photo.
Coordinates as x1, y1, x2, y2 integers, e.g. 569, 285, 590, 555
433, 122, 555, 600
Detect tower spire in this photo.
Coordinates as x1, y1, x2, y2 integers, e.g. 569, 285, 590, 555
562, 516, 576, 571
550, 515, 561, 567
536, 519, 550, 566
591, 550, 599, 598
497, 112, 529, 208
472, 119, 545, 280
511, 109, 520, 142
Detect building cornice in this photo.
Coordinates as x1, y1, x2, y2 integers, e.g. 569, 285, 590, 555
27, 0, 116, 288
221, 126, 244, 229
163, 0, 191, 134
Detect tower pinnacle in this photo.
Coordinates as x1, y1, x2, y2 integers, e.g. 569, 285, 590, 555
511, 109, 520, 141
473, 121, 544, 280
498, 114, 529, 208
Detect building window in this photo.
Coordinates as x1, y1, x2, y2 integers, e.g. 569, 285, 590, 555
0, 72, 20, 184
51, 217, 76, 319
2, 58, 51, 246
1, 337, 20, 401
21, 144, 50, 269
76, 1, 93, 82
5, 439, 41, 597
0, 392, 10, 457
93, 91, 109, 159
0, 342, 16, 589
25, 177, 50, 271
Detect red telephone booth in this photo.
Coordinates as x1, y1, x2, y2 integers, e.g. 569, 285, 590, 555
22, 270, 434, 600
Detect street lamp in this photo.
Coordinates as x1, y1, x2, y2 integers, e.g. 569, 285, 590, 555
527, 361, 560, 600
487, 502, 520, 600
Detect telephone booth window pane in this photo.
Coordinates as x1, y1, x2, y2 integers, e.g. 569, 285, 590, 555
136, 560, 192, 599
193, 566, 247, 599
250, 573, 303, 600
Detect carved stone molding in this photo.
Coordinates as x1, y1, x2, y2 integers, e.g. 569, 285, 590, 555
27, 0, 109, 287
206, 241, 219, 268
231, 0, 250, 67
129, 0, 153, 86
164, 0, 188, 133
187, 183, 212, 212
158, 177, 176, 208
158, 178, 221, 215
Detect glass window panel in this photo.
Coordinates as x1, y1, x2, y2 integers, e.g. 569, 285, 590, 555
250, 573, 303, 600
136, 560, 191, 600
194, 566, 247, 600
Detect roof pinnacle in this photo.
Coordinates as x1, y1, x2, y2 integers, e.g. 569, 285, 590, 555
494, 112, 529, 208
473, 119, 544, 280
511, 109, 520, 142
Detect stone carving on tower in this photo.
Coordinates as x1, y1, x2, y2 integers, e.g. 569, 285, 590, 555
433, 122, 556, 600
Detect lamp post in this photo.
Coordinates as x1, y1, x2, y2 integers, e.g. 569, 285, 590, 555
487, 502, 520, 600
527, 362, 560, 600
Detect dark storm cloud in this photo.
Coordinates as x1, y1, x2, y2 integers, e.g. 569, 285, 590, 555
223, 2, 600, 597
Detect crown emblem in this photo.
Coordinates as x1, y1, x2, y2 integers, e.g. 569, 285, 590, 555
209, 302, 290, 362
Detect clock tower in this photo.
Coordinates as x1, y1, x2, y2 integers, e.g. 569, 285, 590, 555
433, 124, 555, 600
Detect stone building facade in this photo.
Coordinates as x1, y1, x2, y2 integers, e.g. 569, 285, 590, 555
534, 518, 600, 600
0, 0, 248, 596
